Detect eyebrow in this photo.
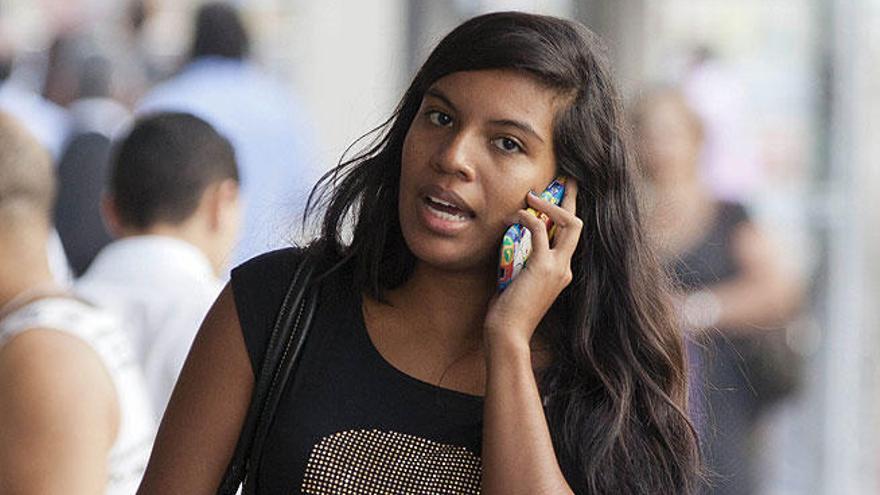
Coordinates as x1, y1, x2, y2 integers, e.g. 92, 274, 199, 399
424, 88, 546, 145
488, 118, 545, 145
424, 88, 458, 113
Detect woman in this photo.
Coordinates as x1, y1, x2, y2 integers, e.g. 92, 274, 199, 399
0, 112, 155, 495
138, 12, 700, 494
633, 88, 802, 494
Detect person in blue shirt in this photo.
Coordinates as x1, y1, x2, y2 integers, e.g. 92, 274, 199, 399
138, 2, 320, 268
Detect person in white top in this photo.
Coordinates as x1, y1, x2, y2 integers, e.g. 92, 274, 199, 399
77, 112, 241, 419
1, 39, 74, 285
0, 111, 155, 494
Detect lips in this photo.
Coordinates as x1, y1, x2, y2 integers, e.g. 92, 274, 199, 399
419, 185, 475, 218
415, 185, 476, 236
423, 196, 471, 221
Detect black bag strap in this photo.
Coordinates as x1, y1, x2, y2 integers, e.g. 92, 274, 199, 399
216, 252, 319, 495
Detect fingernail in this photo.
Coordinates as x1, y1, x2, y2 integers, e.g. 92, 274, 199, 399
528, 189, 538, 197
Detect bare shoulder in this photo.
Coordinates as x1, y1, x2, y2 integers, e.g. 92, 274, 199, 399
0, 328, 118, 493
138, 283, 254, 494
0, 328, 118, 430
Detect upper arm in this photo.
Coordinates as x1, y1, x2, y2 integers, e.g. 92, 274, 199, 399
138, 283, 254, 494
0, 329, 118, 495
730, 222, 779, 277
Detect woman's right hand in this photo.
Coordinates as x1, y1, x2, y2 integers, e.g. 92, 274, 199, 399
483, 179, 582, 350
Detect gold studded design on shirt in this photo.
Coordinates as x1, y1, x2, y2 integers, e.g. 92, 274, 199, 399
301, 429, 482, 494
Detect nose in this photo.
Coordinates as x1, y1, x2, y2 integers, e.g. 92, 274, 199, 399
431, 130, 478, 181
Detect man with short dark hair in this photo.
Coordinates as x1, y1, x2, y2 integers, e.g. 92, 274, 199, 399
77, 112, 242, 418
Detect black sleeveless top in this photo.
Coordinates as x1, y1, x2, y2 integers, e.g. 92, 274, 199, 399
231, 248, 484, 494
671, 201, 748, 290
668, 200, 763, 495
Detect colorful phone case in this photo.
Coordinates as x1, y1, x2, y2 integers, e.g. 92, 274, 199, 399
497, 177, 566, 291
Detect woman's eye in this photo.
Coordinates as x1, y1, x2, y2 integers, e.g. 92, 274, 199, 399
492, 137, 523, 153
427, 111, 453, 127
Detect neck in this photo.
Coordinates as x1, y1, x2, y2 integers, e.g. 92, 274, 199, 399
387, 260, 496, 346
0, 230, 58, 312
122, 223, 221, 275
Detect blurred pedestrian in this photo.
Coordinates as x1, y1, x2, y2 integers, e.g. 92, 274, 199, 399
0, 34, 70, 158
122, 0, 169, 87
633, 88, 803, 495
138, 2, 320, 266
0, 112, 154, 494
50, 34, 134, 276
0, 34, 75, 284
77, 112, 241, 419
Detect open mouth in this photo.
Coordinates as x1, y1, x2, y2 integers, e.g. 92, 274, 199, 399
423, 195, 473, 221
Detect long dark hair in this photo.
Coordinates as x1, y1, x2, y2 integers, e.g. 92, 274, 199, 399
305, 11, 700, 494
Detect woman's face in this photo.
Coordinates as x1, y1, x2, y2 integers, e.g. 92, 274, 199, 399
399, 69, 561, 273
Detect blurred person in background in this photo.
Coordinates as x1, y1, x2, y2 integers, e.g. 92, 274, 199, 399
0, 33, 70, 159
122, 0, 169, 86
0, 33, 75, 285
138, 2, 320, 266
0, 112, 154, 494
632, 88, 803, 495
49, 33, 134, 276
77, 112, 241, 420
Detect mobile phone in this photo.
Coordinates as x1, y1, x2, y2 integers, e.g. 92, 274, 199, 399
497, 177, 566, 291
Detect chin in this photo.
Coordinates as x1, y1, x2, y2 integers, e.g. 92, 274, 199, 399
398, 198, 498, 274
403, 231, 496, 274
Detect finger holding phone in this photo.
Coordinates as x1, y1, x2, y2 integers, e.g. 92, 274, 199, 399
484, 177, 582, 350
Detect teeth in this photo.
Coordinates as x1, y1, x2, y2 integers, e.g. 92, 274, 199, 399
428, 195, 459, 209
426, 202, 469, 221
